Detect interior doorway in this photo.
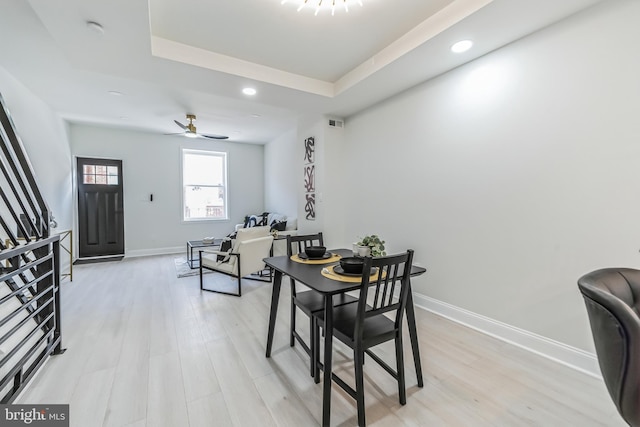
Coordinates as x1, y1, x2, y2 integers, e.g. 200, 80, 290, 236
76, 157, 125, 259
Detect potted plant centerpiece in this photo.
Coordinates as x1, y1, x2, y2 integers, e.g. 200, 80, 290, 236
355, 234, 386, 257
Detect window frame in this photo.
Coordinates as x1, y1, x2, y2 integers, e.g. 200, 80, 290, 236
181, 148, 229, 222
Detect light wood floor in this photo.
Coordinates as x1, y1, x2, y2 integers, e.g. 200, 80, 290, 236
16, 254, 623, 426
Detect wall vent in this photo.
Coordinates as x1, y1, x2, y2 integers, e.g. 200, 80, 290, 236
328, 119, 344, 128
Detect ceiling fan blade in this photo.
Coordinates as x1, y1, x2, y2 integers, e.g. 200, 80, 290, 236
174, 120, 187, 130
200, 133, 229, 140
164, 132, 184, 136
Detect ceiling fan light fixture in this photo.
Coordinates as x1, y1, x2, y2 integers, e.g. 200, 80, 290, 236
285, 0, 361, 15
167, 114, 229, 140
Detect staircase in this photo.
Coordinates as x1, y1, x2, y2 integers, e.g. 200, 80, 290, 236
0, 93, 63, 403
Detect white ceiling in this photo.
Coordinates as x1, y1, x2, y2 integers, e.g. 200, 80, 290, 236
0, 0, 602, 144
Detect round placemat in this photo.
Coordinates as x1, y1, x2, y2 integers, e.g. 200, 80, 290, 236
291, 253, 342, 265
321, 265, 385, 283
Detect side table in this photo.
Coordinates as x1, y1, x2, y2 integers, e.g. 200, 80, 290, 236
187, 239, 222, 269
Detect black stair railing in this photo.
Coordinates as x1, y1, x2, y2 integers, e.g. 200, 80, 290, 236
0, 92, 63, 403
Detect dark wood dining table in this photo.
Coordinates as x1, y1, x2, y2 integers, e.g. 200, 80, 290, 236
264, 248, 426, 427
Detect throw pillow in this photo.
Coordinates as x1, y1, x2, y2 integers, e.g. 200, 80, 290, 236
257, 212, 269, 226
216, 238, 233, 262
270, 220, 287, 232
243, 215, 259, 228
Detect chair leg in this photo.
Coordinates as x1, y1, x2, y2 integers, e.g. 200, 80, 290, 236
313, 319, 321, 384
237, 256, 242, 297
309, 316, 315, 377
290, 280, 296, 347
395, 333, 407, 405
290, 299, 296, 347
354, 348, 366, 427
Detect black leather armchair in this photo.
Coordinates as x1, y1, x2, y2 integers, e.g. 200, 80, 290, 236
578, 268, 640, 427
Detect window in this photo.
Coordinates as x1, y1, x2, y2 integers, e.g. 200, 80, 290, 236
82, 164, 119, 185
182, 149, 228, 221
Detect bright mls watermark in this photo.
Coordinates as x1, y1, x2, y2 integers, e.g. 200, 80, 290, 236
0, 405, 69, 426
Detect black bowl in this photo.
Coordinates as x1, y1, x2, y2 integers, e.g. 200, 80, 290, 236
304, 246, 327, 258
340, 257, 365, 274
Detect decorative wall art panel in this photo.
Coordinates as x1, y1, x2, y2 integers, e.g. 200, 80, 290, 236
304, 165, 315, 193
304, 137, 315, 164
305, 193, 315, 220
303, 136, 315, 220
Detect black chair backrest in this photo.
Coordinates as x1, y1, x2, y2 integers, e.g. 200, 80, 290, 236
286, 232, 324, 256
356, 250, 414, 332
578, 268, 640, 427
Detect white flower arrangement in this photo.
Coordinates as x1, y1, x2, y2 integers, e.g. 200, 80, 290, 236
356, 234, 386, 257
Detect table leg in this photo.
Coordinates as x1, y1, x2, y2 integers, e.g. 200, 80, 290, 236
322, 295, 333, 427
266, 270, 283, 357
405, 285, 424, 387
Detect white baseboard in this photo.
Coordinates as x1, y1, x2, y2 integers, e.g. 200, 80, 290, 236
124, 246, 183, 258
412, 293, 601, 378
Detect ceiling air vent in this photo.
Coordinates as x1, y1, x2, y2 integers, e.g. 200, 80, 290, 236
328, 119, 344, 128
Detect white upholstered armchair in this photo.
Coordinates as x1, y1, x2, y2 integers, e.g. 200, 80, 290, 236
199, 226, 274, 296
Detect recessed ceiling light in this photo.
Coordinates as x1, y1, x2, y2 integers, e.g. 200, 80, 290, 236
242, 88, 257, 96
108, 90, 123, 96
250, 114, 261, 118
451, 40, 473, 53
86, 21, 105, 35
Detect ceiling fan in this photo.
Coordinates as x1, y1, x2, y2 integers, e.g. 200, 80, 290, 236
168, 114, 228, 140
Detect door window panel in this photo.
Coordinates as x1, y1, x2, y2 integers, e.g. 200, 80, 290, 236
83, 164, 119, 185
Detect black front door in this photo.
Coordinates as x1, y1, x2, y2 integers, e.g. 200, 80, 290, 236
76, 157, 124, 258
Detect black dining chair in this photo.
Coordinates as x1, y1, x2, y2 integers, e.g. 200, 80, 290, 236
312, 250, 414, 427
577, 268, 640, 427
287, 233, 358, 376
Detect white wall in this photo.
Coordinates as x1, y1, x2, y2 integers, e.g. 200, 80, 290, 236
264, 129, 298, 222
294, 117, 350, 248
266, 117, 351, 248
70, 124, 264, 256
322, 125, 348, 248
315, 0, 640, 354
0, 66, 73, 233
